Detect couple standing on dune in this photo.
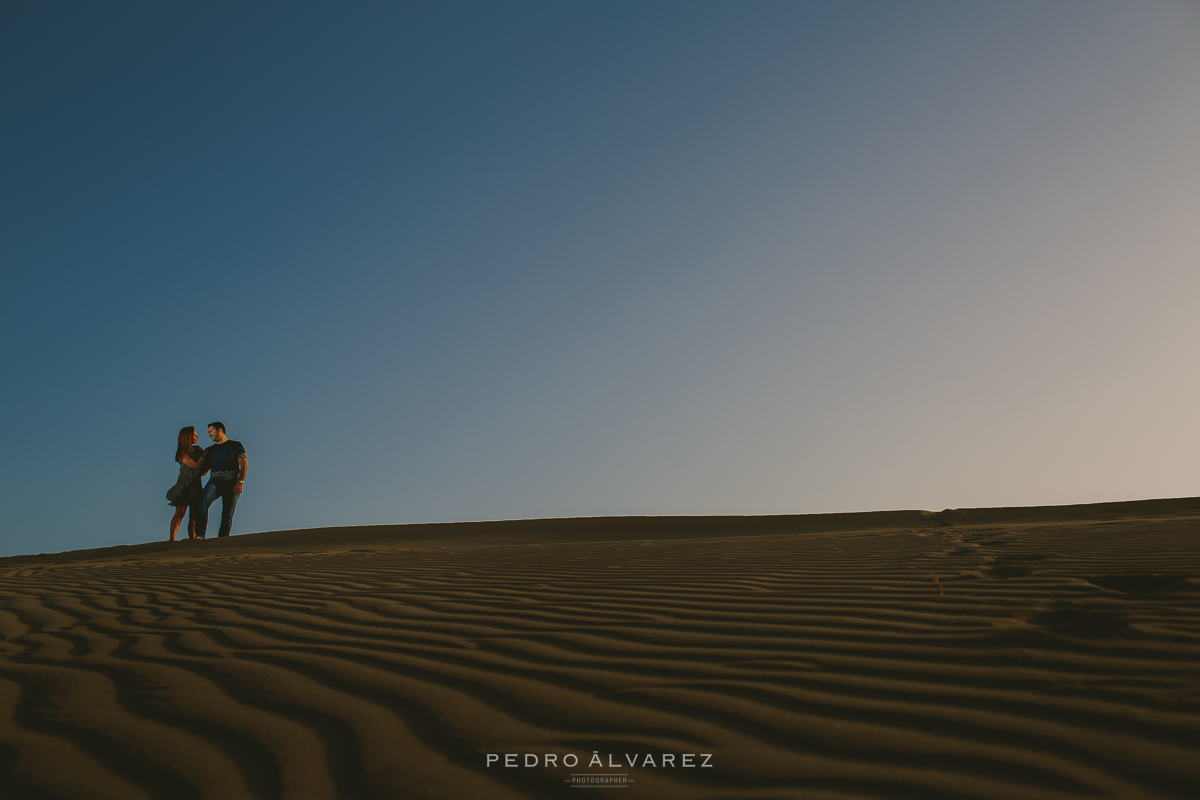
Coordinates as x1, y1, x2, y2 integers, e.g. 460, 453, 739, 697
167, 422, 249, 541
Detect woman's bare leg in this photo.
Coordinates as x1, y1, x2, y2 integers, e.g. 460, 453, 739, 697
170, 506, 186, 541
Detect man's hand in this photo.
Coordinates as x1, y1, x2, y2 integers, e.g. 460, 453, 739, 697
234, 481, 244, 495
235, 456, 248, 494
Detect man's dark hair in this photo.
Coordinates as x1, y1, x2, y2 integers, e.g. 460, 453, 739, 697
208, 421, 227, 434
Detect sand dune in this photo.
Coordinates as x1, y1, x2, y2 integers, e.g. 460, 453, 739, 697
1, 498, 1198, 798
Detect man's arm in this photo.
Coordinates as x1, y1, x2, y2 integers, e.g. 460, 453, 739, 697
235, 456, 248, 495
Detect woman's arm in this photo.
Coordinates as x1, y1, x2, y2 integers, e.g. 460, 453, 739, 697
180, 447, 208, 470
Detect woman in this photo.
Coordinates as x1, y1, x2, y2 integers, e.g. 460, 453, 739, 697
167, 426, 208, 541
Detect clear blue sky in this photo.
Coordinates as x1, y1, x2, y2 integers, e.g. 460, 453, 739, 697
2, 1, 1198, 557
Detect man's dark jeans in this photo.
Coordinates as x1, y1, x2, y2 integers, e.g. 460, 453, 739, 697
194, 479, 240, 538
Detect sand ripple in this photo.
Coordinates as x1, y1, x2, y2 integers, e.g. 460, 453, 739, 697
0, 505, 1198, 798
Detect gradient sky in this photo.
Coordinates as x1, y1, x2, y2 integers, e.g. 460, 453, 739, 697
2, 1, 1198, 557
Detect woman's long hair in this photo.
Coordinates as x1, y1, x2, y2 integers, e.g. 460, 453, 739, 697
176, 426, 196, 463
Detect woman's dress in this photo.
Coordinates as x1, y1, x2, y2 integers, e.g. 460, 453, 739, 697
167, 448, 205, 507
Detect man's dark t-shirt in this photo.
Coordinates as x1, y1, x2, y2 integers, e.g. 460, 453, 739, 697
205, 440, 247, 482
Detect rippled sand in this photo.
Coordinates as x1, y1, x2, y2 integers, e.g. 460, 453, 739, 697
1, 499, 1197, 798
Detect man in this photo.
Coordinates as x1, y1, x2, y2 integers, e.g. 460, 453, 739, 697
194, 421, 248, 539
